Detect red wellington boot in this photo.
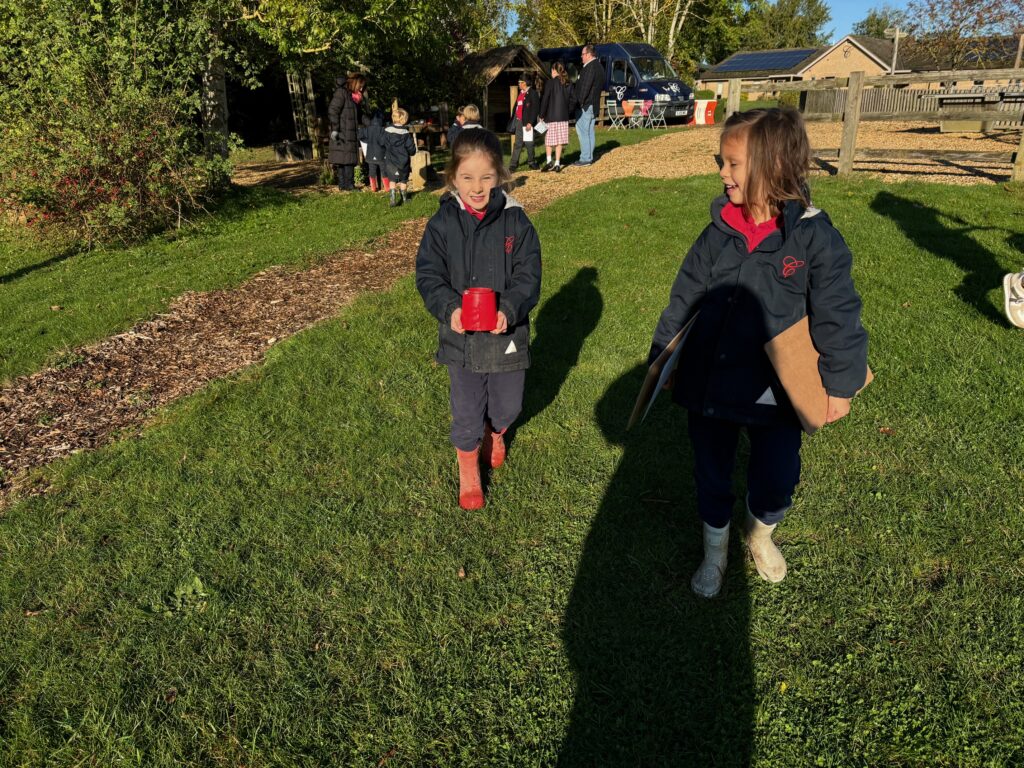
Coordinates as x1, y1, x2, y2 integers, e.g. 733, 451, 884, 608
382, 177, 391, 192
481, 424, 507, 469
456, 448, 485, 510
369, 177, 379, 192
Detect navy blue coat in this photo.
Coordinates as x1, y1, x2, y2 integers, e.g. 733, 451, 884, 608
416, 190, 542, 372
382, 124, 417, 174
649, 196, 869, 425
362, 112, 386, 165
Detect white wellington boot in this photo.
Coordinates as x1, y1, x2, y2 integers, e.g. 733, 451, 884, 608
691, 522, 730, 598
744, 509, 787, 583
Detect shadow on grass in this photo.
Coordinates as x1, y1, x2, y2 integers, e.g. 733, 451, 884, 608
871, 190, 1007, 324
0, 248, 78, 285
558, 366, 754, 766
518, 267, 602, 428
561, 139, 622, 165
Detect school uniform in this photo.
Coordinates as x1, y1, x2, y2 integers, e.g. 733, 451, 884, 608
509, 87, 540, 170
363, 113, 387, 189
649, 196, 868, 527
416, 189, 542, 450
382, 124, 417, 183
539, 78, 571, 147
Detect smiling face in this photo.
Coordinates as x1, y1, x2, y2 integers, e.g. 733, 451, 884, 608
719, 132, 750, 208
453, 150, 499, 213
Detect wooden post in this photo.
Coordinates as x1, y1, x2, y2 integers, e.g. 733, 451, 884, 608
838, 71, 865, 176
1015, 33, 1023, 69
303, 71, 319, 160
727, 79, 741, 118
1013, 127, 1024, 182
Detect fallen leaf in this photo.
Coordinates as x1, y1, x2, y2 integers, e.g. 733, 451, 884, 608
457, 567, 466, 579
164, 688, 177, 704
50, 305, 63, 311
377, 747, 398, 767
879, 426, 895, 435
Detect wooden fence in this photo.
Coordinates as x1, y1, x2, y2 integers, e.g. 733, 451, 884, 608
723, 68, 1024, 181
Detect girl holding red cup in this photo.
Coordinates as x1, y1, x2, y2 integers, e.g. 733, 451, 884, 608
415, 128, 542, 509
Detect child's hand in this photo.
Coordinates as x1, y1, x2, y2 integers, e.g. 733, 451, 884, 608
451, 308, 465, 334
825, 395, 851, 424
490, 312, 509, 334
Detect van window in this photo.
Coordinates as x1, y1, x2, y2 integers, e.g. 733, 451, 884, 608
611, 59, 628, 85
634, 57, 677, 81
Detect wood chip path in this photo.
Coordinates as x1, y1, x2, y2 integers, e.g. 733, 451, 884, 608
0, 122, 1016, 501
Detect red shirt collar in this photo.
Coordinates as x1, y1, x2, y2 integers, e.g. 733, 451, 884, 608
464, 204, 485, 221
721, 202, 781, 253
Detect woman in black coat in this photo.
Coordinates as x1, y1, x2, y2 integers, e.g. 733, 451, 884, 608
327, 73, 368, 191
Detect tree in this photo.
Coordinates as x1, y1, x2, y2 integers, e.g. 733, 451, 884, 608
853, 4, 911, 38
903, 0, 1024, 69
740, 0, 833, 50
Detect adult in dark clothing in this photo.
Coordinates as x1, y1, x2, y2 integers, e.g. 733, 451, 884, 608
538, 62, 571, 172
509, 76, 540, 171
572, 45, 606, 166
327, 72, 369, 191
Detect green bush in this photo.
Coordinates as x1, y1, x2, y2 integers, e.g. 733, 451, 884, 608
0, 0, 232, 246
778, 91, 801, 108
694, 89, 716, 100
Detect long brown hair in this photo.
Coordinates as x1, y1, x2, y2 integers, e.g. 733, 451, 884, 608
553, 62, 569, 86
444, 128, 513, 193
720, 107, 811, 213
345, 72, 367, 93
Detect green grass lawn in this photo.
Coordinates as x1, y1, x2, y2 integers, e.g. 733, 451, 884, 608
0, 187, 438, 384
2, 175, 1024, 765
0, 130, 671, 386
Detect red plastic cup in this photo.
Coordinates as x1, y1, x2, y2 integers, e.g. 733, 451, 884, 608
461, 287, 497, 331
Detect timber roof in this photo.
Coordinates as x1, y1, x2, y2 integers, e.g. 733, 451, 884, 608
461, 45, 546, 86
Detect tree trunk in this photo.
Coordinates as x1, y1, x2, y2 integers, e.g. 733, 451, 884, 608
667, 0, 694, 63
201, 55, 230, 160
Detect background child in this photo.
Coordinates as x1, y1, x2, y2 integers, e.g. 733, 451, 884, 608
362, 108, 388, 193
539, 62, 571, 172
460, 104, 483, 132
647, 107, 869, 598
448, 107, 466, 149
383, 107, 417, 207
415, 128, 542, 510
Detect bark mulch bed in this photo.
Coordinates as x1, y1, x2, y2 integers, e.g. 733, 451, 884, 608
0, 218, 425, 501
2, 124, 1015, 503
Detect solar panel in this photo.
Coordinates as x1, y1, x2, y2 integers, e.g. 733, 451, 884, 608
714, 49, 817, 73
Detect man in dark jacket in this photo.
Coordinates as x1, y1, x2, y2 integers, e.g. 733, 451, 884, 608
572, 45, 605, 166
327, 73, 368, 191
508, 76, 540, 171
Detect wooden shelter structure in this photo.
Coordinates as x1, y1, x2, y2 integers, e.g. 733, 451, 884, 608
461, 45, 546, 132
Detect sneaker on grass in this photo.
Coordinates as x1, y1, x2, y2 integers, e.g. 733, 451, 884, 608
1004, 272, 1024, 329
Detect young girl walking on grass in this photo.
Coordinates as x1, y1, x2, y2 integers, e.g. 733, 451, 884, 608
647, 107, 869, 598
415, 128, 542, 510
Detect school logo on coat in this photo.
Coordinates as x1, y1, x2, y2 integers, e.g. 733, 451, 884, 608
781, 255, 806, 278
505, 236, 515, 255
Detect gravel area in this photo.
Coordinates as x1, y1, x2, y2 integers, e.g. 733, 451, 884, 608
2, 122, 1018, 500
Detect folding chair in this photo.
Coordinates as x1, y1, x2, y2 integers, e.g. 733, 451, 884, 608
625, 100, 645, 128
606, 99, 626, 129
647, 102, 668, 129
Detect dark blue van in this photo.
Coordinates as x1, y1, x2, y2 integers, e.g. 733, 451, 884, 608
537, 42, 695, 121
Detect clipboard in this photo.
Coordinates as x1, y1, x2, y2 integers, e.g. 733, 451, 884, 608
522, 126, 534, 142
627, 312, 699, 430
764, 315, 873, 435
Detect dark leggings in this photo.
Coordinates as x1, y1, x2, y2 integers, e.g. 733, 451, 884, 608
335, 164, 355, 190
447, 365, 526, 451
687, 410, 802, 529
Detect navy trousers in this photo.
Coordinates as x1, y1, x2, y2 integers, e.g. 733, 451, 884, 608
448, 365, 526, 451
687, 410, 802, 529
